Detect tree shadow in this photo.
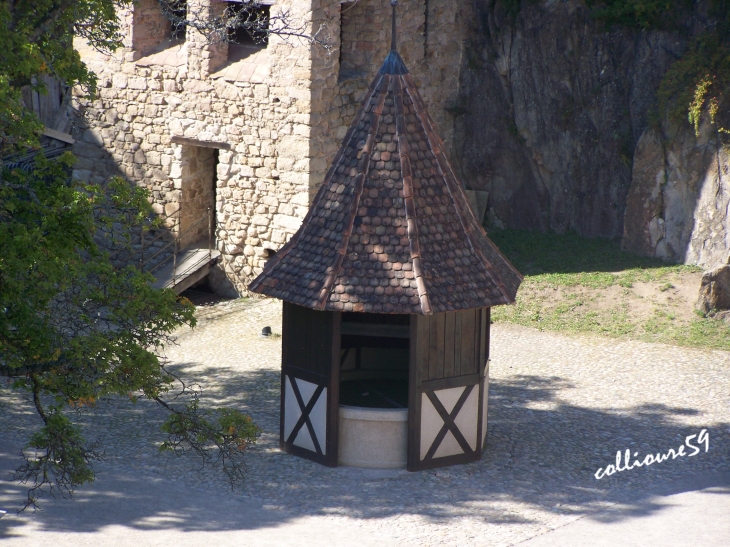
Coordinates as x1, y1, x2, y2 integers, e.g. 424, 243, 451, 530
1, 365, 728, 538
487, 229, 691, 276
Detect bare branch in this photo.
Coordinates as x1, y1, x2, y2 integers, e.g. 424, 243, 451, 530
156, 0, 333, 50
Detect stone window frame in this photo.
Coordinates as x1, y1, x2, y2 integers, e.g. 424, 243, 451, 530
222, 0, 275, 62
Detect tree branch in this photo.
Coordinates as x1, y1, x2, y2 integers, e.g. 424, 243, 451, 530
27, 2, 73, 43
30, 373, 48, 424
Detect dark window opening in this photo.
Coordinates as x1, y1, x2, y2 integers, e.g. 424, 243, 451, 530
339, 313, 410, 409
263, 248, 276, 259
168, 0, 187, 41
226, 2, 269, 47
338, 1, 369, 83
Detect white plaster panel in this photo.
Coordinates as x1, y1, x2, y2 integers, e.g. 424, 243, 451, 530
295, 377, 318, 406
433, 430, 462, 459
434, 386, 464, 414
453, 386, 479, 452
293, 424, 316, 452
283, 375, 300, 441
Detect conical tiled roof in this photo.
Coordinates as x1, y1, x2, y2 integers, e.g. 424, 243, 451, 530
249, 50, 522, 315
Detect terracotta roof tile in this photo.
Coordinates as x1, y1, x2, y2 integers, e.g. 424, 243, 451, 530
249, 50, 522, 314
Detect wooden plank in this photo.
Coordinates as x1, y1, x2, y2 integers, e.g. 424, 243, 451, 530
283, 302, 297, 368
326, 311, 341, 466
485, 308, 491, 369
171, 135, 232, 150
21, 87, 33, 110
46, 77, 60, 126
31, 89, 40, 118
308, 308, 319, 375
418, 313, 430, 372
443, 312, 455, 379
460, 308, 476, 375
474, 308, 481, 375
282, 302, 290, 367
151, 248, 221, 291
411, 451, 479, 470
429, 313, 445, 381
453, 310, 462, 377
421, 373, 480, 392
408, 313, 423, 471
340, 322, 409, 338
479, 308, 488, 374
477, 376, 484, 450
309, 309, 332, 378
42, 127, 74, 144
38, 78, 50, 125
280, 303, 288, 455
281, 364, 329, 385
287, 303, 307, 370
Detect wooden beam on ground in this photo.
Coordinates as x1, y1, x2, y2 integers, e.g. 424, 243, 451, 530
42, 127, 75, 144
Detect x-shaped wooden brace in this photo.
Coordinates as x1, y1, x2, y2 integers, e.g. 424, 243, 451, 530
286, 376, 325, 456
423, 384, 476, 461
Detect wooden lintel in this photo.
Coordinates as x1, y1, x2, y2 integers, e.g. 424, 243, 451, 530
170, 136, 231, 150
421, 373, 481, 392
340, 322, 410, 339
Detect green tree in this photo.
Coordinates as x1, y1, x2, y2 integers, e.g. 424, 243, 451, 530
0, 0, 271, 511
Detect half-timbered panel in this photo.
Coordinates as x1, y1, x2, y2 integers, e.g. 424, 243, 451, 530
408, 308, 490, 471
281, 302, 340, 466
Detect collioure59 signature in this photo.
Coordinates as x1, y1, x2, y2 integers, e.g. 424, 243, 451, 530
595, 429, 709, 480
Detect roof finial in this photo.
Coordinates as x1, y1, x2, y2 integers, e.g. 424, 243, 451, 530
390, 0, 397, 51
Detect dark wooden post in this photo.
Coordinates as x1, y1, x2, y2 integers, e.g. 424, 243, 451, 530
280, 302, 341, 467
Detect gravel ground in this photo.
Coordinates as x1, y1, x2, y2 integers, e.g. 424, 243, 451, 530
1, 297, 729, 546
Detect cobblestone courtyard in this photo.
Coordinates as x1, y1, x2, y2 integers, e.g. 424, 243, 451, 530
1, 298, 729, 546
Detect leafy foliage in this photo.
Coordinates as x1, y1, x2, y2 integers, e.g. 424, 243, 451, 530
0, 0, 265, 511
581, 0, 730, 137
0, 0, 132, 156
159, 394, 261, 487
1, 154, 261, 510
585, 0, 689, 30
656, 35, 730, 135
12, 411, 102, 508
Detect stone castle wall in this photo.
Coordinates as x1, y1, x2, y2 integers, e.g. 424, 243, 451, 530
72, 0, 470, 296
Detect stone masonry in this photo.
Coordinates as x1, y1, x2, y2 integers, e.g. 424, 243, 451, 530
71, 0, 470, 296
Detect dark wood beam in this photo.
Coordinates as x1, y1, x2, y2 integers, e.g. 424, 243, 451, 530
170, 136, 231, 150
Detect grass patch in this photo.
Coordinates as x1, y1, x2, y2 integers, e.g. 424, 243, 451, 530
489, 229, 730, 350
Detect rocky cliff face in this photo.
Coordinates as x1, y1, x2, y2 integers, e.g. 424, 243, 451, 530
623, 121, 730, 267
450, 0, 728, 267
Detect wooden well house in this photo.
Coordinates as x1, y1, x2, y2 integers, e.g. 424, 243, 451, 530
249, 2, 522, 471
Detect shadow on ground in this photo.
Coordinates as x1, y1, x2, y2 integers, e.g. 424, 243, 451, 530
1, 364, 728, 538
487, 229, 696, 276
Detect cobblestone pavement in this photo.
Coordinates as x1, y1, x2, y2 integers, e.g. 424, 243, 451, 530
1, 298, 729, 546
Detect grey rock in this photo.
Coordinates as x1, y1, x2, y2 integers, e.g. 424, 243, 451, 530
622, 119, 730, 266
697, 260, 730, 313
713, 310, 730, 323
452, 0, 683, 238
